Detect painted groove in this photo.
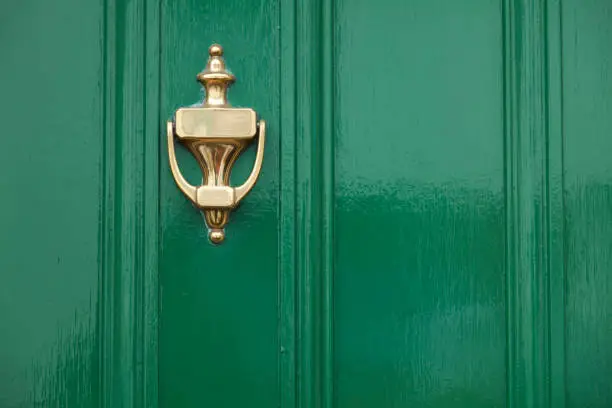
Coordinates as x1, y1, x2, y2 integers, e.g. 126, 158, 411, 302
99, 0, 161, 406
295, 0, 320, 405
142, 0, 161, 406
320, 0, 335, 406
99, 0, 117, 405
546, 0, 566, 406
291, 0, 336, 406
503, 0, 561, 407
112, 0, 143, 404
279, 0, 298, 406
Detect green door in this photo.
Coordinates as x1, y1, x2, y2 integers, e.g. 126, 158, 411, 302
2, 0, 612, 407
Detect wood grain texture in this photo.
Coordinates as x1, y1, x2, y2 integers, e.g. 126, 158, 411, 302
2, 0, 612, 407
99, 0, 160, 406
295, 0, 322, 405
333, 1, 506, 406
563, 1, 612, 407
546, 1, 566, 407
0, 0, 160, 406
503, 1, 556, 407
293, 0, 336, 406
321, 0, 336, 406
158, 1, 281, 407
279, 0, 298, 406
0, 0, 105, 405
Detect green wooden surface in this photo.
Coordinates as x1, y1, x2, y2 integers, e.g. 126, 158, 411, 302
333, 0, 506, 405
1, 0, 612, 407
159, 1, 281, 407
0, 0, 104, 405
563, 1, 612, 407
0, 0, 159, 407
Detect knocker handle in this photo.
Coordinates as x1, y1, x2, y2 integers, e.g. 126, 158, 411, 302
167, 121, 197, 203
234, 120, 265, 203
166, 120, 266, 209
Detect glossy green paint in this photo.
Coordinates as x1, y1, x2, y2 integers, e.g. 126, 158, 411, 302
2, 0, 612, 407
0, 0, 159, 406
563, 1, 612, 406
334, 1, 506, 405
0, 0, 104, 405
159, 1, 280, 407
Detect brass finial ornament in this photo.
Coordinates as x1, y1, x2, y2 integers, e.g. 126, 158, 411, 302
167, 44, 266, 244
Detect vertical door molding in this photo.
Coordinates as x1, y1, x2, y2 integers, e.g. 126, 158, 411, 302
279, 1, 297, 406
99, 0, 161, 406
280, 0, 336, 406
546, 1, 566, 406
503, 0, 565, 407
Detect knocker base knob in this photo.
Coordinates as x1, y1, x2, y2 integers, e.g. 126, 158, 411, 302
209, 229, 225, 244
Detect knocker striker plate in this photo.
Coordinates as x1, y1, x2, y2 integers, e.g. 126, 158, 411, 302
166, 44, 266, 244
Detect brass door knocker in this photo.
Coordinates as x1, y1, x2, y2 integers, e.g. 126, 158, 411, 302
167, 44, 266, 244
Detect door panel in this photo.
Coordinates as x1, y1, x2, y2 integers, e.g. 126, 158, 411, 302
563, 1, 612, 406
333, 1, 505, 406
159, 1, 281, 407
0, 0, 103, 406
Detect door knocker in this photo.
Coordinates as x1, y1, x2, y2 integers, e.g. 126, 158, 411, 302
166, 44, 266, 244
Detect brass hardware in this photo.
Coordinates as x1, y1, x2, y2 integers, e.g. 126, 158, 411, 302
167, 44, 266, 244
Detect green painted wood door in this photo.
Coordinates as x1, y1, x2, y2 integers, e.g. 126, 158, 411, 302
2, 0, 612, 407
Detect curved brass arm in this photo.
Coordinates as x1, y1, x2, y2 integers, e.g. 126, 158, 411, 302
167, 121, 197, 203
234, 120, 266, 204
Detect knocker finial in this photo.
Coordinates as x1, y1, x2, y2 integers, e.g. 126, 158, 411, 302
197, 43, 235, 107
